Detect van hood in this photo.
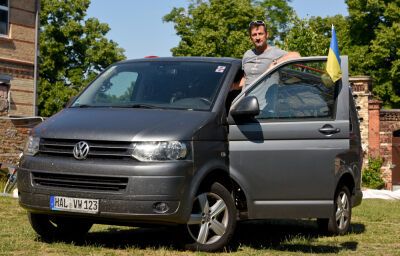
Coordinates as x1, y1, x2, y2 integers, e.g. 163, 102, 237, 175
33, 108, 219, 141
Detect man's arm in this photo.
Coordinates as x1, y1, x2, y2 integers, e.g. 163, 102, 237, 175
277, 51, 301, 64
238, 75, 246, 89
268, 51, 301, 70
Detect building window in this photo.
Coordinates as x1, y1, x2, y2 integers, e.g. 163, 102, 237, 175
0, 0, 9, 36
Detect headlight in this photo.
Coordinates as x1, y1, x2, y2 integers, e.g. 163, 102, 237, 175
24, 136, 40, 156
131, 141, 189, 161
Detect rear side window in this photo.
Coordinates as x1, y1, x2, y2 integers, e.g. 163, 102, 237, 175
247, 61, 337, 120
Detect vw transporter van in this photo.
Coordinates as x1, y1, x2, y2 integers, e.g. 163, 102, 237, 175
18, 56, 363, 251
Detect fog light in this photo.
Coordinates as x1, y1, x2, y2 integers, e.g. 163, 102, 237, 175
153, 202, 169, 213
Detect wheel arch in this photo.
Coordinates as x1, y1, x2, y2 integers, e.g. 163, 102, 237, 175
197, 169, 232, 192
189, 167, 248, 217
336, 172, 355, 199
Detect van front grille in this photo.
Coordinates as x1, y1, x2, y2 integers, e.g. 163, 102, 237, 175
32, 172, 129, 192
39, 138, 133, 159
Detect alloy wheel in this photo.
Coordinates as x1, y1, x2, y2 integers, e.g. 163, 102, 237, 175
335, 191, 350, 230
187, 192, 229, 244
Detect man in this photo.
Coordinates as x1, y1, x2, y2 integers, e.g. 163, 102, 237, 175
240, 20, 300, 88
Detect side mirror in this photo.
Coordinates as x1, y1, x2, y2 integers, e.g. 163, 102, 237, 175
230, 96, 260, 117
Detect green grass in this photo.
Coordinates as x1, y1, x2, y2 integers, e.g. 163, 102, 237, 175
0, 171, 8, 192
0, 196, 399, 256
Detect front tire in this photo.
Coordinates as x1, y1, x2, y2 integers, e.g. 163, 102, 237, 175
28, 212, 93, 240
185, 182, 236, 252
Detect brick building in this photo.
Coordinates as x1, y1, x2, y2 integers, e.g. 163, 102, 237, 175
0, 0, 39, 116
0, 0, 41, 165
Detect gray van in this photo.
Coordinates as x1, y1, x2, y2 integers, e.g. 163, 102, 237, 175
18, 56, 362, 252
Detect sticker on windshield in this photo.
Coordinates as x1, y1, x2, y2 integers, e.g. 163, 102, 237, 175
215, 66, 226, 73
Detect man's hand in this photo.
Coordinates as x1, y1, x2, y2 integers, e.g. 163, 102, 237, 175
268, 51, 301, 71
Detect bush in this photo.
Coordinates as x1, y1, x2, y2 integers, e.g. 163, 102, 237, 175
362, 157, 385, 189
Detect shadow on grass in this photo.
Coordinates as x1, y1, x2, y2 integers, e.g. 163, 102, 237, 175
229, 219, 364, 253
37, 219, 365, 253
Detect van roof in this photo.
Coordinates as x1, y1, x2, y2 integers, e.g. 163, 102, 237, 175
119, 56, 241, 65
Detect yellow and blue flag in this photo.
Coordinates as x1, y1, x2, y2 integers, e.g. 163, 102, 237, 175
326, 25, 342, 82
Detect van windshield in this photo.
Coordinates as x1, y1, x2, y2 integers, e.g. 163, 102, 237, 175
71, 61, 230, 111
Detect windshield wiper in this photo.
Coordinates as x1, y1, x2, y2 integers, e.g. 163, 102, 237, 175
71, 104, 92, 108
122, 104, 161, 109
72, 104, 161, 109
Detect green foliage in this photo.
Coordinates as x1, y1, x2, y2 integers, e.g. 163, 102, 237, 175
257, 0, 296, 42
362, 157, 385, 189
283, 15, 350, 56
38, 0, 126, 117
163, 0, 294, 58
346, 0, 400, 108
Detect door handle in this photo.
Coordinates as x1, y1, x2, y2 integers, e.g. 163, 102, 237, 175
319, 125, 340, 135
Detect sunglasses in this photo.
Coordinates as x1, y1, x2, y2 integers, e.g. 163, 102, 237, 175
249, 20, 265, 27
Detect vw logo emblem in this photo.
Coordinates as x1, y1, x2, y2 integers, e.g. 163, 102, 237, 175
73, 141, 90, 160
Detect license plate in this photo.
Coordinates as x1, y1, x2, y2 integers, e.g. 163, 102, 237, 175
50, 196, 99, 214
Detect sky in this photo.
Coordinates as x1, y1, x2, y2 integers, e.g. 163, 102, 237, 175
87, 0, 348, 59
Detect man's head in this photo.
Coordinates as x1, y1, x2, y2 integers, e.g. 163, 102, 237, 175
248, 20, 268, 52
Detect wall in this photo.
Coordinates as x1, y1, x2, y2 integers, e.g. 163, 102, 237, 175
379, 110, 400, 190
0, 116, 43, 165
350, 76, 372, 167
0, 60, 35, 116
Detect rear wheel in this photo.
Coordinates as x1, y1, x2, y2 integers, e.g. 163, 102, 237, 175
318, 186, 352, 235
185, 182, 236, 252
28, 212, 93, 240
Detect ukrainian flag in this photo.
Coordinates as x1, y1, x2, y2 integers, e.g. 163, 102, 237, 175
326, 25, 342, 82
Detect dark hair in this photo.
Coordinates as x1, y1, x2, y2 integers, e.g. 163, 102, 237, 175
248, 20, 267, 35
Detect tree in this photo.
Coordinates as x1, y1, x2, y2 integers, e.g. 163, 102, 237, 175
38, 0, 125, 116
257, 0, 295, 42
163, 0, 294, 58
346, 0, 400, 108
283, 15, 350, 57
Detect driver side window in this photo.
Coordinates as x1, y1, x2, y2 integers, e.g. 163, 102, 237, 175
247, 61, 337, 120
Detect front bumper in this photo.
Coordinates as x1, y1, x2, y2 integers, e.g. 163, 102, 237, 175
18, 156, 194, 224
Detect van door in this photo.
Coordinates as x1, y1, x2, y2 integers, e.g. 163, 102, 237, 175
228, 57, 350, 219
